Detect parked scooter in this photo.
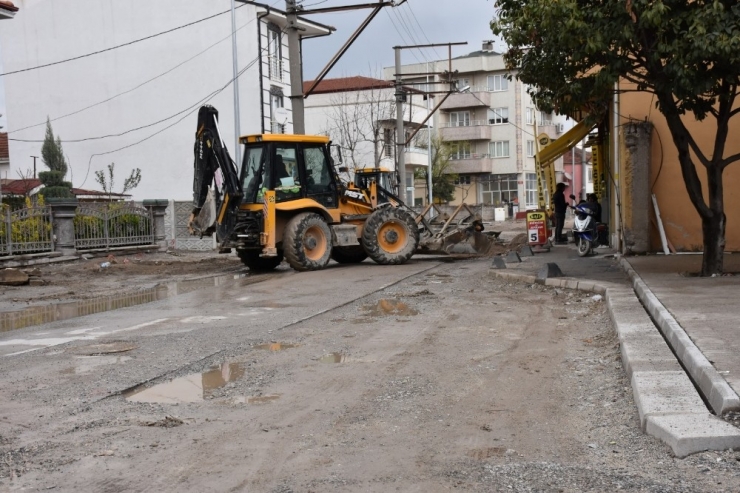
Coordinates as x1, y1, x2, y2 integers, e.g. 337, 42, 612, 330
569, 194, 603, 257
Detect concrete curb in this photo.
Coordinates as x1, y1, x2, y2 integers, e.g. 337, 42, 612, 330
489, 267, 740, 457
620, 258, 740, 415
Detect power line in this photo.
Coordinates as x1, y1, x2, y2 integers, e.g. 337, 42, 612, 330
383, 9, 424, 65
403, 1, 443, 60
388, 9, 427, 64
0, 4, 248, 77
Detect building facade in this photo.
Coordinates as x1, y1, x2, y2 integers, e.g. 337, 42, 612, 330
303, 76, 430, 205
0, 1, 330, 201
386, 43, 569, 209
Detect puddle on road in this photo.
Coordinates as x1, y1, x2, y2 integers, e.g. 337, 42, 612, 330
0, 274, 249, 333
361, 299, 419, 317
124, 362, 245, 404
254, 342, 300, 351
320, 352, 348, 363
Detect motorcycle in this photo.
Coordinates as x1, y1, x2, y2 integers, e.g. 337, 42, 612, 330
568, 194, 604, 257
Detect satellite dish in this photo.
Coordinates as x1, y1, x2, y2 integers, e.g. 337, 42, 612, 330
274, 107, 290, 122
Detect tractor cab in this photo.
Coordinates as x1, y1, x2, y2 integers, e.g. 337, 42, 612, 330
353, 167, 400, 204
239, 134, 339, 210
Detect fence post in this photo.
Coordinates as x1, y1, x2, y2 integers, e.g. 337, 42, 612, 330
143, 199, 169, 250
48, 198, 79, 256
5, 208, 12, 256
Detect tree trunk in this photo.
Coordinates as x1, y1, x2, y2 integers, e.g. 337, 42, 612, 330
658, 94, 726, 276
701, 165, 726, 276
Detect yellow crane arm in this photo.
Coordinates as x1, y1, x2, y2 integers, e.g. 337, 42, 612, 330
534, 119, 598, 213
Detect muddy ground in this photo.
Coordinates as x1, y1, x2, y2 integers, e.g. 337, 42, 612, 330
0, 254, 739, 491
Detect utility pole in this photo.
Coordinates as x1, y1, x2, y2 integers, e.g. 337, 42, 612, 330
30, 156, 39, 179
286, 0, 305, 134
230, 0, 242, 166
393, 41, 467, 203
394, 47, 406, 201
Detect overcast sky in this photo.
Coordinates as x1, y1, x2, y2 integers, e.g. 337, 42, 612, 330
301, 0, 499, 79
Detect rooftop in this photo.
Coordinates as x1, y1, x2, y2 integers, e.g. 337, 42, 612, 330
303, 76, 394, 95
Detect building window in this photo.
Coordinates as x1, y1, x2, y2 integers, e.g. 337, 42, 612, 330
526, 140, 535, 157
487, 74, 508, 92
268, 26, 283, 82
525, 172, 538, 207
480, 173, 518, 205
488, 107, 509, 125
384, 128, 393, 157
450, 142, 471, 160
449, 111, 470, 127
489, 141, 510, 158
538, 110, 551, 126
525, 107, 534, 125
454, 175, 472, 185
270, 87, 285, 134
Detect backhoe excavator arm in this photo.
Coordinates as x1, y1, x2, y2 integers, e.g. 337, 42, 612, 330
189, 105, 243, 238
535, 119, 599, 214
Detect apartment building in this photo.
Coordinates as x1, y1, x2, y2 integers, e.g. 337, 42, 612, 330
386, 42, 569, 209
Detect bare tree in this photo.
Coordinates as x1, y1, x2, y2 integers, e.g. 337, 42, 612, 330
321, 77, 396, 174
95, 162, 142, 202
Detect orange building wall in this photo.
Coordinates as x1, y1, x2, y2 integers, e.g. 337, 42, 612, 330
619, 89, 740, 252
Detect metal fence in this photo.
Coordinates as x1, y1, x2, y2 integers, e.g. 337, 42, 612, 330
74, 203, 154, 251
0, 206, 54, 256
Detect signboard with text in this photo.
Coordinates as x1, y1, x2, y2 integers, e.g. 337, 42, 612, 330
526, 210, 549, 246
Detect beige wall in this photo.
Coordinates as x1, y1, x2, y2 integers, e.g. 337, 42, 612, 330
619, 89, 740, 252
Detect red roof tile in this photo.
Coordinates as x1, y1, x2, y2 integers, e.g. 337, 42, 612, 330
0, 133, 8, 160
0, 178, 130, 198
303, 76, 394, 95
0, 1, 18, 12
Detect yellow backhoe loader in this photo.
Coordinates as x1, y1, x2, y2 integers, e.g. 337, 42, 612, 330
188, 105, 492, 272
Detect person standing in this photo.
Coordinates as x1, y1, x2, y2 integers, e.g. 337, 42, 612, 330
552, 183, 568, 243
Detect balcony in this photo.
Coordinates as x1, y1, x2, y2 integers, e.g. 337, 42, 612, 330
449, 154, 493, 174
440, 91, 490, 110
440, 121, 493, 141
404, 147, 429, 167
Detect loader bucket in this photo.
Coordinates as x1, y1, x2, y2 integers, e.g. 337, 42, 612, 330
413, 203, 501, 255
188, 189, 218, 237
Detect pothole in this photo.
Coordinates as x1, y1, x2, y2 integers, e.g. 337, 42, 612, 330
360, 299, 419, 317
68, 341, 138, 356
320, 353, 348, 363
254, 342, 300, 351
124, 362, 245, 404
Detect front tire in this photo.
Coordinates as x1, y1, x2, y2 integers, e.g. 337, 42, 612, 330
238, 250, 283, 272
362, 207, 419, 265
331, 245, 368, 264
577, 237, 592, 257
283, 212, 332, 271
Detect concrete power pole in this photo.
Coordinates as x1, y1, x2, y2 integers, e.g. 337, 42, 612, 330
286, 0, 305, 134
395, 47, 406, 202
230, 0, 242, 166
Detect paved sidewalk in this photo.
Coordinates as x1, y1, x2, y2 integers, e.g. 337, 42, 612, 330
488, 244, 740, 456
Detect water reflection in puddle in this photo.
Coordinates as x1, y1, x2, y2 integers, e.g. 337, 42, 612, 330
254, 342, 300, 351
124, 363, 244, 404
320, 353, 348, 363
0, 274, 248, 333
361, 299, 419, 317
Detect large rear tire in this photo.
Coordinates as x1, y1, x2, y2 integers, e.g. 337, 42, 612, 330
362, 207, 419, 265
238, 250, 283, 272
330, 245, 368, 264
283, 212, 332, 271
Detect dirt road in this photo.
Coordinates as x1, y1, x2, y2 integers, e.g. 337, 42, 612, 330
1, 256, 738, 492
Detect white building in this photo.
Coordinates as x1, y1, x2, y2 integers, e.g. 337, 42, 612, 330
0, 0, 331, 201
386, 42, 569, 209
303, 76, 431, 205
